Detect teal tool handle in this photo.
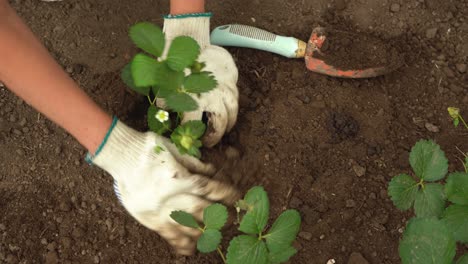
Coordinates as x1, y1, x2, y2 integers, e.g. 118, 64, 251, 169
210, 24, 306, 59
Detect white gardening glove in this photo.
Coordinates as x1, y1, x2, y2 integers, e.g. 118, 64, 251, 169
161, 13, 239, 147
87, 118, 240, 255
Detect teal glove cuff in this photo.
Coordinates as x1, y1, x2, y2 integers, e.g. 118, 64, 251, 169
164, 12, 212, 19
85, 116, 119, 164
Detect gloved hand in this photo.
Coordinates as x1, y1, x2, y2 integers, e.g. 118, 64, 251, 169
87, 118, 240, 255
161, 13, 239, 147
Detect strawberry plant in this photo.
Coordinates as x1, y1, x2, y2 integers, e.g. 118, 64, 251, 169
448, 107, 468, 172
121, 22, 217, 157
388, 140, 468, 264
170, 186, 302, 264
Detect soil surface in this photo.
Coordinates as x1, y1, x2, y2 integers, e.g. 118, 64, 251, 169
312, 29, 402, 70
1, 0, 468, 264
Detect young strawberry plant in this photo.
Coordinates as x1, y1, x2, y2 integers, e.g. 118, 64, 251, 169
121, 22, 217, 157
448, 107, 468, 172
388, 140, 468, 264
170, 186, 302, 264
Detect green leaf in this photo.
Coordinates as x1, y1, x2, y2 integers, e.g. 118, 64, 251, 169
131, 54, 161, 87
454, 118, 460, 127
121, 63, 149, 95
187, 145, 201, 158
265, 210, 301, 252
268, 246, 297, 264
445, 172, 468, 205
147, 105, 170, 135
457, 254, 468, 264
183, 120, 206, 139
129, 22, 165, 57
170, 211, 200, 229
156, 65, 185, 98
165, 93, 198, 112
184, 72, 218, 94
442, 204, 468, 243
409, 140, 448, 181
226, 235, 268, 264
197, 229, 222, 253
239, 186, 270, 235
203, 204, 228, 230
399, 218, 455, 264
167, 36, 200, 72
388, 174, 419, 210
414, 183, 446, 218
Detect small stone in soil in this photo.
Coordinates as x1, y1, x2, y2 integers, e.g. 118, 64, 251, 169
390, 3, 400, 12
45, 250, 59, 264
425, 27, 438, 39
298, 231, 312, 240
425, 123, 440, 133
348, 252, 370, 264
352, 164, 366, 177
456, 63, 466, 73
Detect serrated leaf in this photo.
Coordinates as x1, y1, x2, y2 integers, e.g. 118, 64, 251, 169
239, 186, 270, 235
399, 218, 455, 264
203, 204, 228, 230
409, 140, 448, 181
226, 235, 268, 264
184, 72, 218, 94
265, 210, 301, 253
147, 105, 170, 135
121, 63, 150, 95
414, 183, 446, 218
165, 93, 198, 112
131, 54, 161, 87
457, 254, 468, 264
197, 229, 221, 253
183, 120, 206, 139
170, 211, 199, 229
187, 146, 201, 158
442, 204, 468, 243
167, 36, 200, 72
388, 174, 419, 210
445, 173, 468, 205
268, 246, 297, 264
156, 64, 185, 98
129, 22, 165, 57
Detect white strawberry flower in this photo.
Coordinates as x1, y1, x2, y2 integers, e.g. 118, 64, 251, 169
155, 110, 169, 123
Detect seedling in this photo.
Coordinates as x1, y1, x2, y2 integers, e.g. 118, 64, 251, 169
170, 186, 302, 264
448, 107, 468, 130
388, 140, 468, 264
121, 22, 218, 157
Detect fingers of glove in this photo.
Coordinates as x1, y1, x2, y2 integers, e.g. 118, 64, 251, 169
189, 175, 240, 205
163, 140, 216, 175
158, 225, 197, 256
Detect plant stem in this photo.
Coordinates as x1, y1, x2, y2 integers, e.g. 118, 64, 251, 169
217, 247, 226, 264
459, 115, 468, 130
147, 95, 153, 105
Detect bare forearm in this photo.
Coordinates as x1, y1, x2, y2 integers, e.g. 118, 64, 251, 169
170, 0, 205, 14
0, 2, 111, 153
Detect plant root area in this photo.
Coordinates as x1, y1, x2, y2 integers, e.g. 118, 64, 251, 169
1, 0, 467, 263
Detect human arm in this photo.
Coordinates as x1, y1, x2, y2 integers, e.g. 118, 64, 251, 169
170, 0, 205, 14
0, 1, 111, 154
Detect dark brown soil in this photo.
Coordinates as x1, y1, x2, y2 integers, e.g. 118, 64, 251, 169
1, 0, 468, 264
312, 29, 403, 71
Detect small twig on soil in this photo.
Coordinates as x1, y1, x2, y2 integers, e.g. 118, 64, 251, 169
217, 247, 227, 264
